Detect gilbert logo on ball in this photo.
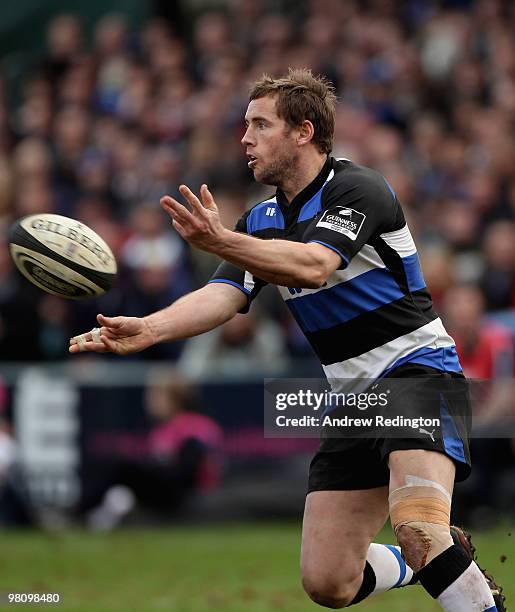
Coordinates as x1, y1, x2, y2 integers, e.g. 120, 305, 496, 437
9, 213, 117, 299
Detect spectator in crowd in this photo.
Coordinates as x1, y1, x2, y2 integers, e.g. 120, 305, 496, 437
479, 221, 515, 311
38, 295, 71, 361
442, 283, 515, 525
179, 311, 288, 378
444, 284, 513, 379
0, 238, 41, 361
0, 379, 34, 526
118, 203, 195, 360
78, 370, 222, 529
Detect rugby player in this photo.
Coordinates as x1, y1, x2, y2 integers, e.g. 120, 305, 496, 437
70, 69, 505, 610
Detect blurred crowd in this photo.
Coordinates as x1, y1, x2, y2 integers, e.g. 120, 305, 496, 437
0, 0, 513, 527
0, 0, 514, 376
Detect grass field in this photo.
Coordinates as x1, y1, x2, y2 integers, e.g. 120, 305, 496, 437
0, 523, 512, 611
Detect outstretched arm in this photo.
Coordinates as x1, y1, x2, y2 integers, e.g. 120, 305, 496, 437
69, 282, 246, 355
161, 185, 341, 289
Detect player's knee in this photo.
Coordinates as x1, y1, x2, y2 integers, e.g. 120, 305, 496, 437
301, 578, 354, 609
389, 480, 454, 573
302, 567, 363, 608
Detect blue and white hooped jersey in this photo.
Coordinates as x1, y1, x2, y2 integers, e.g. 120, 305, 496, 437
210, 157, 462, 384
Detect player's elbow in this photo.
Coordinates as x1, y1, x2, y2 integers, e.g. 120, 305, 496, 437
302, 270, 328, 289
298, 244, 341, 288
307, 256, 336, 288
294, 265, 330, 289
285, 272, 321, 289
285, 245, 338, 288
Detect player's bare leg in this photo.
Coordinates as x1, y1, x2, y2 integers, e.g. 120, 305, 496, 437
389, 449, 500, 610
302, 487, 395, 608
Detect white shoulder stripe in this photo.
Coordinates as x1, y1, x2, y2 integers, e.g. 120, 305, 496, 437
380, 224, 417, 257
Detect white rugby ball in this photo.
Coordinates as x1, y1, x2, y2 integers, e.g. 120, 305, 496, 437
9, 213, 117, 299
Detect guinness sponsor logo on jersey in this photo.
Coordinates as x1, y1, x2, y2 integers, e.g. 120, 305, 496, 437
316, 206, 366, 241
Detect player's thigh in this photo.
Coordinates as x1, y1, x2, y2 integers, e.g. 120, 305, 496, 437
388, 448, 456, 494
301, 487, 389, 585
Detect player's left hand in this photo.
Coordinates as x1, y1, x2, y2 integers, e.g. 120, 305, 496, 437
160, 184, 227, 252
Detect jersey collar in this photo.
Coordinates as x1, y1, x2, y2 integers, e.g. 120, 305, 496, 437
276, 156, 333, 210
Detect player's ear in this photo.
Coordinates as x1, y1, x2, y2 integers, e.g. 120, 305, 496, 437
297, 120, 315, 147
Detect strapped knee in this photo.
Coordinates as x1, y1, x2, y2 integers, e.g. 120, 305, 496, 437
389, 477, 453, 572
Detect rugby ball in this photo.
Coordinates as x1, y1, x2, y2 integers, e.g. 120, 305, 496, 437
9, 213, 117, 299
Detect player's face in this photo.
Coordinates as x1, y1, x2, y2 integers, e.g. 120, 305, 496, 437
241, 96, 298, 186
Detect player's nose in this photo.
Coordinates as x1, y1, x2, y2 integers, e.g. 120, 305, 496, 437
241, 126, 254, 146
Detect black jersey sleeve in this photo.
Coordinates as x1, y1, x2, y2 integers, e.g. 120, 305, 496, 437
208, 212, 268, 314
303, 166, 398, 267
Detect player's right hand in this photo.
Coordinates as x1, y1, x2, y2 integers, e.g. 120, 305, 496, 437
69, 314, 156, 355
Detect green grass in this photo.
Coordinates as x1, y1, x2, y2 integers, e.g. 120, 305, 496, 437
0, 523, 512, 611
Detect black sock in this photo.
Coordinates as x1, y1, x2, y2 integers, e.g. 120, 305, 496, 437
416, 544, 472, 598
348, 561, 376, 606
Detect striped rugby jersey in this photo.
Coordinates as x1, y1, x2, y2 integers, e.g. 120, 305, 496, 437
209, 157, 462, 386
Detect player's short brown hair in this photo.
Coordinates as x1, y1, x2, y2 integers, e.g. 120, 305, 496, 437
248, 68, 337, 154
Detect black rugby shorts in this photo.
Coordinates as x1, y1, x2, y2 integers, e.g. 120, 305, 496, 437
307, 363, 472, 492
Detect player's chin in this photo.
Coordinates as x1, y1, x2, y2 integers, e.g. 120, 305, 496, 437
253, 167, 273, 185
